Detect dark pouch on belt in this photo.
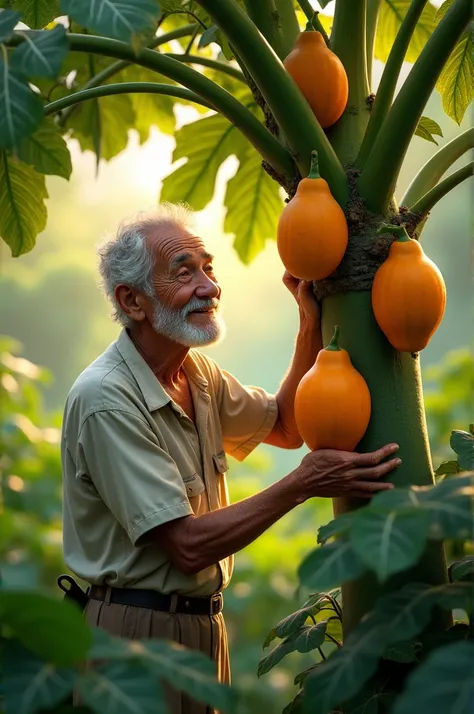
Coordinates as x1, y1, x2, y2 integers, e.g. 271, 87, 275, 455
57, 574, 89, 612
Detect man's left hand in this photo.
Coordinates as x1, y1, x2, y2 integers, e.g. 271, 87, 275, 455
282, 270, 321, 325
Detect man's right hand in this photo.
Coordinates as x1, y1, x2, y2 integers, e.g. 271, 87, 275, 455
293, 443, 401, 500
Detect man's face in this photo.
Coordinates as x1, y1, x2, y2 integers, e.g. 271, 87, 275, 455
148, 226, 226, 347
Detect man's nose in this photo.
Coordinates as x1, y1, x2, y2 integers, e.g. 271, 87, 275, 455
196, 275, 220, 300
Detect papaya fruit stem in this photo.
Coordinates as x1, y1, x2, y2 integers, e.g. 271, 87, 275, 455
309, 150, 321, 179
377, 223, 410, 242
326, 325, 341, 351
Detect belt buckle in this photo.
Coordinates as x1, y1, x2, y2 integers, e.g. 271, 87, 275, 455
210, 593, 222, 615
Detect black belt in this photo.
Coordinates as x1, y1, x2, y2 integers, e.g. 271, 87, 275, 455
89, 585, 224, 615
58, 574, 223, 615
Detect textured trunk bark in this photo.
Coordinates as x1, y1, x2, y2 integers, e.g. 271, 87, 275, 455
321, 290, 452, 634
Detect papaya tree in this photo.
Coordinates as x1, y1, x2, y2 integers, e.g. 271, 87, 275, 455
0, 0, 473, 712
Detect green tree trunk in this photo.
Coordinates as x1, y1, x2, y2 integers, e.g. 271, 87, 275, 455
322, 291, 451, 633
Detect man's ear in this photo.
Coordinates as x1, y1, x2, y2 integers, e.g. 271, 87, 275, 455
115, 284, 148, 322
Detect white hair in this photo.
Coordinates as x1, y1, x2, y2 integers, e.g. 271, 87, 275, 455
97, 203, 194, 327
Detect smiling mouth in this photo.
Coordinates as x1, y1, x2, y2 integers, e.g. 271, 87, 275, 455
191, 308, 215, 314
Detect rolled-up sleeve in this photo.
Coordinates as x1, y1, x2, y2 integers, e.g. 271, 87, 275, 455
217, 369, 278, 462
77, 409, 193, 545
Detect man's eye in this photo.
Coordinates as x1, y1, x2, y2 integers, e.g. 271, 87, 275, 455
178, 270, 190, 278
204, 265, 214, 273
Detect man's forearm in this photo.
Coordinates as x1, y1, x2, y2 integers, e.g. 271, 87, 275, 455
164, 472, 303, 574
268, 321, 323, 448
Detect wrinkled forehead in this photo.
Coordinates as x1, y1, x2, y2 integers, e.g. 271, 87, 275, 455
146, 224, 211, 271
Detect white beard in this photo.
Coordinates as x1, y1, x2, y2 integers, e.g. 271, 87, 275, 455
152, 296, 226, 347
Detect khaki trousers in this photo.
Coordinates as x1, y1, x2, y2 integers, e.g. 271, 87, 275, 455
83, 597, 230, 714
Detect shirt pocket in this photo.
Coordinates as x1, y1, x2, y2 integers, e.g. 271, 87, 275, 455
183, 471, 206, 498
212, 450, 229, 475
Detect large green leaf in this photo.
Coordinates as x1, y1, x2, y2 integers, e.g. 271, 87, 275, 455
0, 58, 44, 149
375, 0, 437, 63
351, 507, 430, 581
70, 93, 134, 163
0, 590, 92, 665
0, 151, 47, 256
0, 8, 21, 41
393, 641, 474, 714
121, 66, 176, 140
263, 593, 329, 648
301, 581, 474, 714
415, 116, 443, 145
11, 0, 60, 28
298, 540, 367, 592
78, 661, 166, 714
160, 113, 238, 210
60, 0, 160, 42
223, 144, 284, 264
10, 25, 68, 78
417, 478, 474, 540
2, 640, 76, 714
89, 630, 234, 713
258, 622, 327, 677
450, 430, 474, 470
18, 118, 72, 178
317, 512, 354, 544
436, 31, 473, 125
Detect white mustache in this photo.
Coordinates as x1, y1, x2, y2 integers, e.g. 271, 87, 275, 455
182, 298, 219, 316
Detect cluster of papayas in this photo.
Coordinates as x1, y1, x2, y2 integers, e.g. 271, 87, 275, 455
281, 25, 446, 453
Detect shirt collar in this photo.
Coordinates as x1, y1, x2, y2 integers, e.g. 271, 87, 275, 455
115, 328, 208, 412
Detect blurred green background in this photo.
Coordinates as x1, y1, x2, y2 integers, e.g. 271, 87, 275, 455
0, 31, 472, 714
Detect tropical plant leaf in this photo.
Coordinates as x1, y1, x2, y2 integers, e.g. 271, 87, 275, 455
70, 93, 135, 163
0, 151, 47, 256
375, 0, 436, 63
224, 144, 283, 264
436, 31, 473, 125
17, 118, 72, 178
298, 539, 367, 593
301, 581, 474, 714
10, 24, 68, 78
78, 661, 166, 714
11, 0, 60, 28
0, 58, 44, 149
0, 590, 92, 665
434, 459, 460, 477
350, 507, 430, 581
449, 556, 474, 583
417, 478, 474, 540
392, 641, 474, 714
120, 66, 176, 140
450, 430, 474, 470
160, 113, 238, 210
89, 630, 234, 712
317, 512, 355, 544
258, 622, 327, 677
2, 640, 76, 714
263, 594, 327, 648
0, 8, 21, 41
60, 0, 160, 42
415, 115, 443, 145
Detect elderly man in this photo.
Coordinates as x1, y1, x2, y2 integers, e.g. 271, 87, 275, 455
60, 204, 400, 713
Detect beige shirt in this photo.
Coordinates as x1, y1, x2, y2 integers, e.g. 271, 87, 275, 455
61, 329, 278, 596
